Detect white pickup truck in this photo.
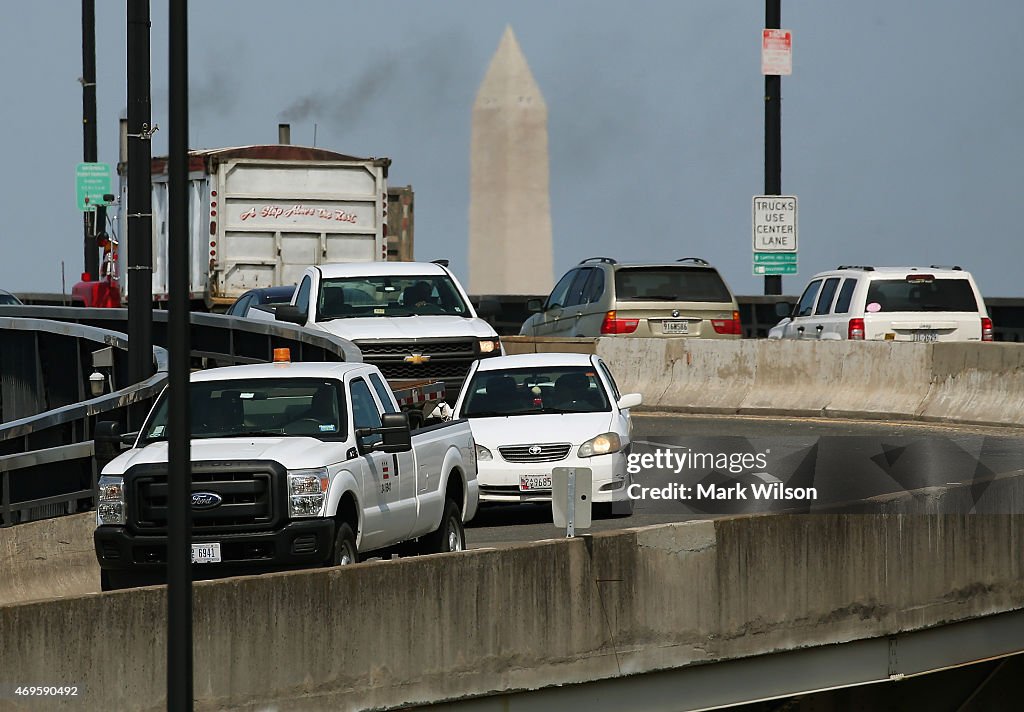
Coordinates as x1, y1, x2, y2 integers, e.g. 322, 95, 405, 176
274, 261, 503, 403
93, 360, 478, 591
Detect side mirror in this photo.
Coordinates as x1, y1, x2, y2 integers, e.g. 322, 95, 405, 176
476, 298, 501, 318
617, 393, 643, 410
275, 305, 306, 325
775, 301, 793, 318
360, 412, 412, 454
95, 420, 135, 466
526, 298, 544, 313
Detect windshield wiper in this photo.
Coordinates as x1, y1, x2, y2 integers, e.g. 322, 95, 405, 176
238, 429, 285, 437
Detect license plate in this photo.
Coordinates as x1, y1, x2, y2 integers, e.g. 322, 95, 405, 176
662, 320, 689, 334
520, 475, 552, 491
912, 330, 938, 343
191, 543, 221, 564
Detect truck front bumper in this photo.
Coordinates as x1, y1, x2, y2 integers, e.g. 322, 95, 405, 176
94, 519, 336, 577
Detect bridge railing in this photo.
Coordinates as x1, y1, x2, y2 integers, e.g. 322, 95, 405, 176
0, 311, 360, 527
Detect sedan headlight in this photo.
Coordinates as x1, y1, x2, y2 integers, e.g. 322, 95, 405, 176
578, 432, 622, 458
97, 475, 126, 525
288, 468, 329, 518
475, 444, 493, 461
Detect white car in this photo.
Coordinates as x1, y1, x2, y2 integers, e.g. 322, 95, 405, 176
768, 265, 993, 342
453, 352, 642, 515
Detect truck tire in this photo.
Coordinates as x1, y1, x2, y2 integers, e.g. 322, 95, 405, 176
332, 522, 358, 566
420, 498, 466, 555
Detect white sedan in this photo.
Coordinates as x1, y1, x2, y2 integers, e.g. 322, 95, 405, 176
453, 352, 642, 515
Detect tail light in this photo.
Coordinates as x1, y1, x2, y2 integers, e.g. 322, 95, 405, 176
712, 310, 742, 335
848, 318, 865, 340
982, 317, 994, 342
600, 311, 639, 335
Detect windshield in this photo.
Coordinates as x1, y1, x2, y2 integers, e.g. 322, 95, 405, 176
317, 275, 471, 320
141, 378, 347, 441
865, 278, 978, 312
614, 267, 733, 302
462, 366, 610, 417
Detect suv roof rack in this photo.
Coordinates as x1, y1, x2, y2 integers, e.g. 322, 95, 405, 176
836, 265, 875, 271
431, 259, 450, 267
676, 257, 710, 266
578, 257, 617, 265
929, 264, 962, 271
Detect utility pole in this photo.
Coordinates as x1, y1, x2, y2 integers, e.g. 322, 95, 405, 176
167, 0, 193, 708
127, 0, 154, 416
764, 0, 782, 296
81, 0, 98, 280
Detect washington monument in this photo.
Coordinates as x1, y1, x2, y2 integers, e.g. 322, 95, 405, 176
469, 26, 554, 295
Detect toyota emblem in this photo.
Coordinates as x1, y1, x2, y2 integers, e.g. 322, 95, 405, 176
671, 309, 680, 318
528, 445, 543, 455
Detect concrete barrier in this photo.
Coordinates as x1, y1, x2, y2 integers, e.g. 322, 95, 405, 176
2, 504, 1023, 711
499, 337, 1024, 428
0, 513, 99, 606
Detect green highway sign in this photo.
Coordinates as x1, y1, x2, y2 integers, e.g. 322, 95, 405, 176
76, 162, 112, 211
754, 252, 797, 264
753, 251, 797, 275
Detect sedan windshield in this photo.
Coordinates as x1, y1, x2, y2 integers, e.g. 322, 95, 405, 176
462, 366, 610, 417
142, 378, 347, 441
317, 275, 471, 320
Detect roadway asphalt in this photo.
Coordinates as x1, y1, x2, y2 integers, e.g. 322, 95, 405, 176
466, 412, 1024, 547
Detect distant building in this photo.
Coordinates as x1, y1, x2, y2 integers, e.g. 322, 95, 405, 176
469, 26, 554, 296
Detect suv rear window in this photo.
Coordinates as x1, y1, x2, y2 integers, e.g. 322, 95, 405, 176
865, 278, 978, 312
614, 267, 732, 303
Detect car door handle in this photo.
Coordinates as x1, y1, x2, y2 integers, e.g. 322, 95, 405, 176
816, 325, 824, 332
796, 326, 805, 334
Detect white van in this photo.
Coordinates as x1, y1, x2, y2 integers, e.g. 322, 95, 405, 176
768, 266, 992, 342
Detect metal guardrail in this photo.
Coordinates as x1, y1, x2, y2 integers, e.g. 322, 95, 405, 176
0, 311, 360, 527
0, 318, 168, 526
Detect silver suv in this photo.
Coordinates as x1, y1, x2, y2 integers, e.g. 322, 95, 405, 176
519, 257, 741, 339
769, 265, 993, 342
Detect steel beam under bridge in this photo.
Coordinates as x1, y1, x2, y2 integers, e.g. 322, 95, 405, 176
440, 608, 1024, 712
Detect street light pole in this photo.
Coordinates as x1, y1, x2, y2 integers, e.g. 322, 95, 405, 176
167, 0, 193, 709
127, 0, 155, 423
764, 0, 783, 297
81, 0, 98, 280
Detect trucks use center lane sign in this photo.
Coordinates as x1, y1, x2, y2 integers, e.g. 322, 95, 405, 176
753, 195, 798, 276
753, 195, 797, 251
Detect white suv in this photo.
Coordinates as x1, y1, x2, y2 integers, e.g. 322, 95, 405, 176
768, 266, 993, 342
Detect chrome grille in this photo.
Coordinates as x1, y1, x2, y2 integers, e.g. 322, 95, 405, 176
498, 443, 572, 463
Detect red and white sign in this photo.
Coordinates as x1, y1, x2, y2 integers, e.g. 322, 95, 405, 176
761, 29, 793, 76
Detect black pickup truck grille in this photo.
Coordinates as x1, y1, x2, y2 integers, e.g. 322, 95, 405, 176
126, 461, 285, 534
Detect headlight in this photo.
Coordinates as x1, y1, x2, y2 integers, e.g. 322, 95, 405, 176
288, 468, 329, 518
475, 444, 493, 461
578, 432, 622, 458
97, 475, 126, 525
477, 339, 501, 355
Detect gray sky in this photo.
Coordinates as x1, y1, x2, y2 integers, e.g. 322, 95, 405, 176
2, 1, 1022, 297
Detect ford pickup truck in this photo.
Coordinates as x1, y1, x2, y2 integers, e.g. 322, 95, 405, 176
93, 360, 478, 590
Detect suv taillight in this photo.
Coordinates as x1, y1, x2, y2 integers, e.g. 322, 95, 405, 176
982, 317, 994, 342
848, 318, 865, 340
601, 311, 639, 335
711, 310, 742, 335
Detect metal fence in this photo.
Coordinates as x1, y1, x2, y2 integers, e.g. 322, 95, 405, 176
0, 310, 359, 527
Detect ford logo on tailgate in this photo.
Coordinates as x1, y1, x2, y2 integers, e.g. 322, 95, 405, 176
191, 492, 223, 510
